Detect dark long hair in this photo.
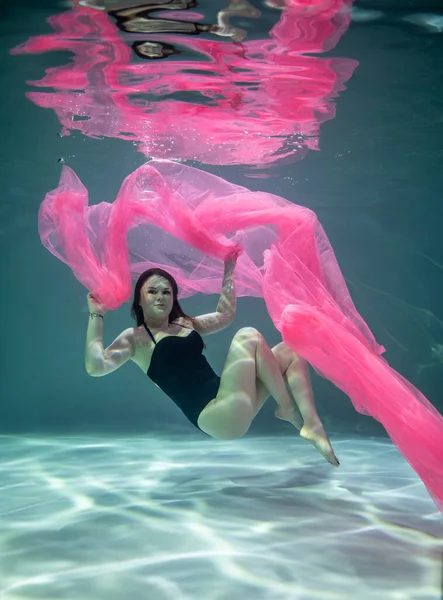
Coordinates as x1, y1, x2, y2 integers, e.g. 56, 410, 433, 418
131, 268, 191, 327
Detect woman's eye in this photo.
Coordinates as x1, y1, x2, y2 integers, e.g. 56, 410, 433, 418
164, 291, 171, 295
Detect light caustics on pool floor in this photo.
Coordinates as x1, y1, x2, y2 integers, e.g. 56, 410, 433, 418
0, 434, 441, 600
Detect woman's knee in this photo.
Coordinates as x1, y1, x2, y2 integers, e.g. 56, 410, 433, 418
234, 326, 262, 343
274, 342, 300, 365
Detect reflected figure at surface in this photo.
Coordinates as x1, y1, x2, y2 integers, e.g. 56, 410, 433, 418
132, 40, 181, 59
11, 0, 358, 169
85, 255, 340, 467
109, 0, 260, 42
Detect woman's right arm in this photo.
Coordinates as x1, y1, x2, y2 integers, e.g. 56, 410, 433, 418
85, 294, 135, 377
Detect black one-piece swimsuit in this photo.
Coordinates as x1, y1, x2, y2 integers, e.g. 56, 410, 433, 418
143, 323, 221, 429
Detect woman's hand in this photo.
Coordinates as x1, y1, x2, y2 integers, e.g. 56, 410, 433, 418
224, 245, 242, 272
87, 293, 107, 317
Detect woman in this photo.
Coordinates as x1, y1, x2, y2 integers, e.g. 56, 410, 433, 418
85, 249, 339, 466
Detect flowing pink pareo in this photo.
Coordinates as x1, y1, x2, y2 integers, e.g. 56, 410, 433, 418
39, 160, 443, 511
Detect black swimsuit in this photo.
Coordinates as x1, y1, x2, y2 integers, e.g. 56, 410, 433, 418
143, 323, 221, 428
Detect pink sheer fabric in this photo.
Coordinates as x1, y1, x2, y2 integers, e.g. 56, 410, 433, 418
39, 160, 443, 511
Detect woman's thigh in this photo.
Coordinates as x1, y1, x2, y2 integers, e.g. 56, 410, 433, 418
197, 327, 263, 439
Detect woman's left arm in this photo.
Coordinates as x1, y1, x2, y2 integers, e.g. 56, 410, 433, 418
192, 250, 238, 335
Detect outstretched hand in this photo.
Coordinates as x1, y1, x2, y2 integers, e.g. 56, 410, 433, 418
224, 245, 242, 271
87, 292, 107, 317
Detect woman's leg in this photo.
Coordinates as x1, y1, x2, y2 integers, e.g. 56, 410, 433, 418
270, 343, 339, 466
197, 330, 339, 466
197, 327, 295, 439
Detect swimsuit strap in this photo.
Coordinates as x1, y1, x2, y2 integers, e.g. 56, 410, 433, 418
142, 322, 156, 345
143, 320, 191, 345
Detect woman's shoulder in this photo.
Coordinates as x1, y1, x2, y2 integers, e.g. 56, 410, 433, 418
120, 325, 146, 347
132, 325, 148, 339
132, 325, 152, 351
173, 316, 194, 329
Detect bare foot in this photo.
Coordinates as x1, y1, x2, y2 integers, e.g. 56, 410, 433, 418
274, 406, 303, 430
300, 423, 340, 467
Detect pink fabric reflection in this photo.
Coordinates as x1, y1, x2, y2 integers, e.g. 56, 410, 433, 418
11, 0, 357, 169
39, 159, 443, 511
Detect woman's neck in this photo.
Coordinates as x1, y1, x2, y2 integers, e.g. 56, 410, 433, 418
144, 316, 170, 330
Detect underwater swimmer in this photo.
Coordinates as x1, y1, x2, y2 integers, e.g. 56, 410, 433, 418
85, 248, 339, 466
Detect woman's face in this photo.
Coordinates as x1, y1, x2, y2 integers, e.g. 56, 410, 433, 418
140, 275, 174, 322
